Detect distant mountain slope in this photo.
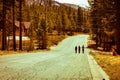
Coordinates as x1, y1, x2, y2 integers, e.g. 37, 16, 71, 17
63, 3, 79, 9
25, 0, 82, 9
25, 0, 61, 6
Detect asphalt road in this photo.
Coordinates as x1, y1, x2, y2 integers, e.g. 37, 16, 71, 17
0, 35, 107, 80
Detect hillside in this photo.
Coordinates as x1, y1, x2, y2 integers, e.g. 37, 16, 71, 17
25, 0, 82, 9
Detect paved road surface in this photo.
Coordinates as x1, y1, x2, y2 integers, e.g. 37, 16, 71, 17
0, 35, 108, 80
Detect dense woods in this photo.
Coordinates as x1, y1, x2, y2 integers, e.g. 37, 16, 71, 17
1, 0, 120, 54
0, 0, 24, 50
0, 0, 86, 51
89, 0, 120, 54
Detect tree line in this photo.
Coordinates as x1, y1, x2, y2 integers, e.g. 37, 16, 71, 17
89, 0, 120, 54
0, 0, 25, 50
0, 0, 85, 51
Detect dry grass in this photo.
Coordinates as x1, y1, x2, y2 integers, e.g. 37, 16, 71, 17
90, 51, 120, 80
0, 51, 26, 55
47, 35, 67, 47
0, 35, 67, 55
0, 50, 48, 56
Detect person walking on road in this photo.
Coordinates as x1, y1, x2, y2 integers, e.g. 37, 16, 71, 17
75, 46, 77, 53
78, 46, 81, 53
82, 45, 84, 53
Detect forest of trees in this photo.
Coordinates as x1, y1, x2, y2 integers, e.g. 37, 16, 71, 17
0, 0, 86, 51
0, 0, 24, 50
2, 0, 120, 54
89, 0, 120, 54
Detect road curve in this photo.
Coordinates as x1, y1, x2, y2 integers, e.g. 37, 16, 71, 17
0, 34, 107, 80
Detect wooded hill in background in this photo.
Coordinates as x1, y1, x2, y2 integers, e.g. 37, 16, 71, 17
0, 0, 89, 51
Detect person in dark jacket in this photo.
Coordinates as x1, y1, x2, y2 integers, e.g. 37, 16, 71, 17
82, 45, 84, 53
75, 46, 77, 53
78, 46, 81, 53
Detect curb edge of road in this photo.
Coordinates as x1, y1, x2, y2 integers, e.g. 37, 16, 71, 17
88, 54, 110, 80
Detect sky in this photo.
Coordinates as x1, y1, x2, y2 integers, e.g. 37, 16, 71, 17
55, 0, 90, 8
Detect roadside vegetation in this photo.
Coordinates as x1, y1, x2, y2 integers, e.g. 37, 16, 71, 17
0, 33, 67, 55
89, 0, 120, 54
90, 51, 120, 80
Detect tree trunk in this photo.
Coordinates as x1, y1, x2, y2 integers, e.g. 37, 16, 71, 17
42, 31, 47, 49
95, 32, 99, 48
116, 0, 120, 54
13, 0, 16, 51
19, 0, 22, 50
2, 0, 7, 50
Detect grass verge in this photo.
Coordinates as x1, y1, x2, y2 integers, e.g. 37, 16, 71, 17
90, 51, 120, 80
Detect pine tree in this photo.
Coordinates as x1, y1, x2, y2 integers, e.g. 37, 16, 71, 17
19, 0, 22, 50
41, 19, 47, 49
115, 0, 120, 54
2, 0, 7, 50
90, 0, 119, 52
13, 0, 16, 51
77, 7, 83, 32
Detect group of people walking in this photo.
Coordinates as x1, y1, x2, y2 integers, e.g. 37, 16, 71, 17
75, 45, 85, 54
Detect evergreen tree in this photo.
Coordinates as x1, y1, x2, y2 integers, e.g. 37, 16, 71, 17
89, 0, 120, 52
77, 7, 83, 32
115, 0, 120, 54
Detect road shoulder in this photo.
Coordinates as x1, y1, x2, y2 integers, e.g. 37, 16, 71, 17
87, 52, 110, 80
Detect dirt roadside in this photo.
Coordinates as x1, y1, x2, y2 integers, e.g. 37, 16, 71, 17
90, 51, 120, 80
